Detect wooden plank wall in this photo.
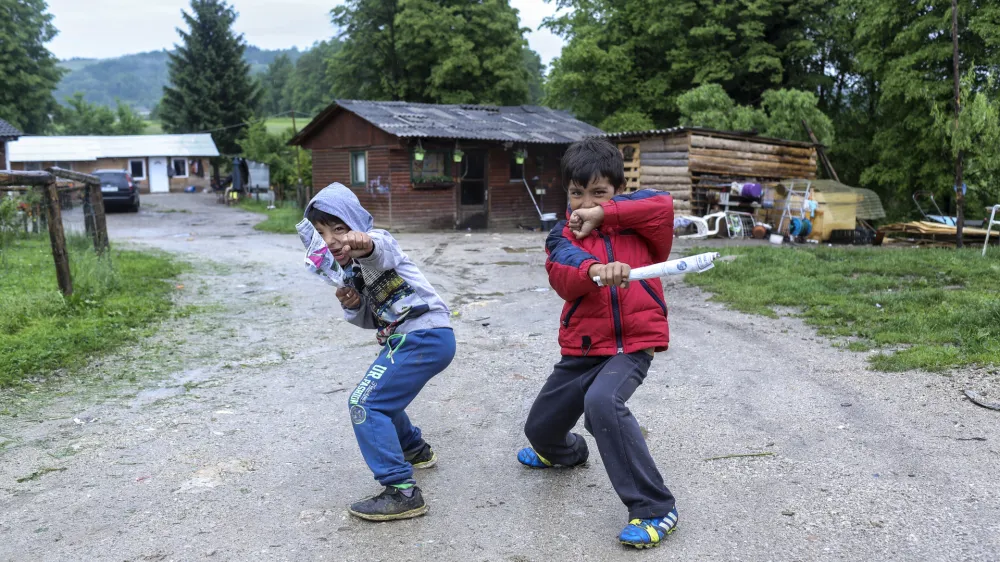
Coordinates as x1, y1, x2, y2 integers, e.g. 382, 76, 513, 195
312, 147, 457, 230
488, 146, 567, 229
638, 133, 693, 213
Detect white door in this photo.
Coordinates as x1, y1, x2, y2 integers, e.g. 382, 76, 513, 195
149, 157, 169, 193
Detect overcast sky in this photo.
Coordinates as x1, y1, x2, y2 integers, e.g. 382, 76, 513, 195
45, 0, 566, 67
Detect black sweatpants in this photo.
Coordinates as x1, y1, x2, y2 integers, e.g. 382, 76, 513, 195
523, 352, 675, 520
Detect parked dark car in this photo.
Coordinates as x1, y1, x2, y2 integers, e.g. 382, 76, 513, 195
94, 169, 139, 212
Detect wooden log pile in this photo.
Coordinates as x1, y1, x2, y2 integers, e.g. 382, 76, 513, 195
638, 134, 692, 212
688, 134, 817, 179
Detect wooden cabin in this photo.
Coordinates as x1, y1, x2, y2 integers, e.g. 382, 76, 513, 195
290, 100, 605, 230
607, 128, 818, 215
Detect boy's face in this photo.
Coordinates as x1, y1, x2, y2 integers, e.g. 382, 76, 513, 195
313, 219, 353, 265
567, 176, 620, 211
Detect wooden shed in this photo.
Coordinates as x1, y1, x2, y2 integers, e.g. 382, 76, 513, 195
290, 100, 605, 230
606, 128, 818, 215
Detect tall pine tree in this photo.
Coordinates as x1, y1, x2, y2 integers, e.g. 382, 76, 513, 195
161, 0, 261, 159
0, 0, 63, 133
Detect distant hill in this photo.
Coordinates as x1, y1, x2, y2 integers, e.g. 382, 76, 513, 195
55, 46, 305, 113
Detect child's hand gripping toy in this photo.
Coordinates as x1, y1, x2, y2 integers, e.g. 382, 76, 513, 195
297, 218, 345, 287
592, 252, 721, 286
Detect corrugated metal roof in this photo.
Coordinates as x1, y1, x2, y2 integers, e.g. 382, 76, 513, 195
7, 134, 220, 162
599, 127, 816, 148
0, 118, 22, 140
298, 100, 605, 145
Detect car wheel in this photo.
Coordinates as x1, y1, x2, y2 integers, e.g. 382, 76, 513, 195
130, 197, 140, 213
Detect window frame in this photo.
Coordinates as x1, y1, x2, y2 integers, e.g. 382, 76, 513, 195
350, 151, 368, 187
409, 149, 452, 183
129, 159, 146, 180
24, 162, 42, 171
171, 157, 189, 179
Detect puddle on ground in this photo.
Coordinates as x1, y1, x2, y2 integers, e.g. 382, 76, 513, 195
131, 386, 186, 408
502, 247, 542, 254
493, 261, 527, 266
130, 368, 215, 408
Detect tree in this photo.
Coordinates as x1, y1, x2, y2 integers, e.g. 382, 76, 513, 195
522, 48, 546, 105
675, 84, 833, 144
160, 0, 261, 159
55, 93, 146, 135
330, 0, 531, 105
543, 0, 832, 127
237, 121, 310, 196
261, 54, 294, 116
849, 0, 1000, 219
0, 0, 63, 133
290, 40, 341, 114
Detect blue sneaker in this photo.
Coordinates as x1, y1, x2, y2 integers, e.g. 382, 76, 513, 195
516, 447, 553, 468
619, 507, 679, 549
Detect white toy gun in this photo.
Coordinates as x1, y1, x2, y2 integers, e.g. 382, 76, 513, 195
593, 252, 721, 286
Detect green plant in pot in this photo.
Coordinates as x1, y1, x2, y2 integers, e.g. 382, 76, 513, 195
514, 150, 526, 165
453, 149, 464, 163
414, 147, 426, 161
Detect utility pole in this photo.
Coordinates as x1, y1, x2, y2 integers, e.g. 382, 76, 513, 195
291, 108, 306, 207
952, 0, 965, 248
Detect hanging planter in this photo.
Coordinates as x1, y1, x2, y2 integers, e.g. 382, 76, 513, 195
514, 150, 526, 165
414, 146, 426, 161
453, 149, 464, 163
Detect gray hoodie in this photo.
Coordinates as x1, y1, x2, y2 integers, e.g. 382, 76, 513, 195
305, 183, 451, 337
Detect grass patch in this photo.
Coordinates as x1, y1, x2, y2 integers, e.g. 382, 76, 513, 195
237, 199, 301, 234
0, 235, 183, 386
686, 246, 1000, 372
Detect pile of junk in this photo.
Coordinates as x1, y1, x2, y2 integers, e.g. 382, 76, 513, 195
673, 179, 887, 245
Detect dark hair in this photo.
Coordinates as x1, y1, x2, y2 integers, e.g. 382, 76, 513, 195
561, 138, 626, 191
306, 206, 346, 228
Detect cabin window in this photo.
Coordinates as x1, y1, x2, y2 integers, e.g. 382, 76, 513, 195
130, 159, 146, 179
172, 158, 189, 178
351, 151, 367, 186
410, 150, 451, 183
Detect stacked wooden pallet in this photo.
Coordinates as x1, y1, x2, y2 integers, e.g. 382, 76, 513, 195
879, 221, 999, 243
638, 134, 693, 213
619, 142, 641, 191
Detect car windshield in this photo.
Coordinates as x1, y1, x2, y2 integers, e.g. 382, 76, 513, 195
96, 173, 129, 188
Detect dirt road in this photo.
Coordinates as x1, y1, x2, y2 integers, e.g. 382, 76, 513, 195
1, 193, 998, 561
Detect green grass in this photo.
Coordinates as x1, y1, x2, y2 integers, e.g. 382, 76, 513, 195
237, 199, 301, 234
685, 246, 1000, 372
141, 117, 309, 136
0, 235, 183, 386
142, 120, 164, 134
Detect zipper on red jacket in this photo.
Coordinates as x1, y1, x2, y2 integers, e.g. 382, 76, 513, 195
598, 232, 625, 354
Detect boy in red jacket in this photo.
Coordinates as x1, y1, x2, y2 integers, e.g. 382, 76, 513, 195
517, 138, 677, 549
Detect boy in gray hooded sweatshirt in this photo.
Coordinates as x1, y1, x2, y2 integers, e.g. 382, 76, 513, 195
305, 183, 455, 521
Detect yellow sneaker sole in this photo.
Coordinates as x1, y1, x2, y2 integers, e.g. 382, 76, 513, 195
410, 451, 437, 469
348, 504, 429, 522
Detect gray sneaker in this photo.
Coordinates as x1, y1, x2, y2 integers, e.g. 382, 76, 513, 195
348, 485, 428, 521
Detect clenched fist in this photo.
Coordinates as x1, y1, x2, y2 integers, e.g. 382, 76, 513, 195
336, 287, 361, 310
589, 261, 631, 289
569, 206, 605, 239
341, 231, 375, 259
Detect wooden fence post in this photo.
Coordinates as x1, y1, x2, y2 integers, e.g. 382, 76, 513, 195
43, 180, 73, 297
47, 167, 110, 255
87, 180, 109, 254
83, 183, 95, 236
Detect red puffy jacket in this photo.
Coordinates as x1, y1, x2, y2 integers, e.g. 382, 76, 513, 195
545, 190, 674, 357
